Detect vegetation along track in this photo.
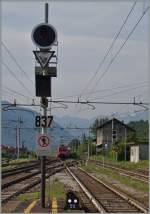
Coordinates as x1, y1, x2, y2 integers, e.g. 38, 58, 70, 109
90, 160, 148, 183
67, 167, 148, 213
2, 165, 65, 204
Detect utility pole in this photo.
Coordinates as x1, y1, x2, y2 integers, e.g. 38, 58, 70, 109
124, 126, 127, 161
15, 117, 23, 159
87, 129, 90, 162
17, 119, 20, 159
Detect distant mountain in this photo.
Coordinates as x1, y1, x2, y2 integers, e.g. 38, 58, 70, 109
54, 111, 149, 137
1, 101, 74, 152
54, 115, 93, 137
2, 101, 148, 152
118, 111, 148, 124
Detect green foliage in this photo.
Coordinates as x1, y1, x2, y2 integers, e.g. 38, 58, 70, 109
90, 117, 109, 136
81, 163, 149, 193
90, 155, 149, 170
68, 138, 80, 152
128, 120, 149, 142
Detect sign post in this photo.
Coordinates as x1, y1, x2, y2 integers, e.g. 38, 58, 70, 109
31, 3, 57, 208
37, 134, 51, 156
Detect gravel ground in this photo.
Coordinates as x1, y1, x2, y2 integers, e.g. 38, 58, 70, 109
49, 169, 81, 192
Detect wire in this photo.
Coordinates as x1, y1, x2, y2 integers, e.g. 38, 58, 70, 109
2, 42, 34, 85
3, 86, 33, 99
55, 81, 147, 100
78, 0, 138, 100
91, 84, 147, 101
86, 6, 149, 99
2, 62, 33, 96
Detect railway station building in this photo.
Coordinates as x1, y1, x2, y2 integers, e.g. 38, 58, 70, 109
96, 117, 135, 151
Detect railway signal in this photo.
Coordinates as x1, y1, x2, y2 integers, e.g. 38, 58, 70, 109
31, 3, 58, 208
33, 50, 55, 69
31, 23, 57, 49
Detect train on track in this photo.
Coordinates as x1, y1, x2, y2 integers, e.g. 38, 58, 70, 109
57, 144, 71, 160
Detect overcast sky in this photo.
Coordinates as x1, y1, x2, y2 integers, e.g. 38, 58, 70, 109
1, 0, 149, 119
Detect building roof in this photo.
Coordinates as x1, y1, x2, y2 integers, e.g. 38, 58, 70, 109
97, 117, 135, 132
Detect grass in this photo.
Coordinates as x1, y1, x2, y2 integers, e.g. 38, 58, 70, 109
90, 155, 149, 170
46, 178, 65, 199
10, 158, 36, 164
19, 178, 65, 202
19, 191, 40, 202
81, 163, 149, 193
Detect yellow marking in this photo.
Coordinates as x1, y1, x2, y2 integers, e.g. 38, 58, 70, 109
24, 200, 37, 213
52, 197, 58, 213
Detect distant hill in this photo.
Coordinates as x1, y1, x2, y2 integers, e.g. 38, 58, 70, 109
54, 115, 92, 137
118, 111, 148, 123
1, 101, 74, 152
2, 101, 148, 152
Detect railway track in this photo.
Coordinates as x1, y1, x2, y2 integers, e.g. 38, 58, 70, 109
2, 159, 38, 168
2, 164, 65, 204
67, 167, 148, 213
2, 162, 63, 189
2, 158, 59, 178
89, 160, 149, 183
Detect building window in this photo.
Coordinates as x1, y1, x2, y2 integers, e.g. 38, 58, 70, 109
112, 130, 117, 140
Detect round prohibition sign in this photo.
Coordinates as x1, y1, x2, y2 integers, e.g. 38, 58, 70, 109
38, 135, 50, 147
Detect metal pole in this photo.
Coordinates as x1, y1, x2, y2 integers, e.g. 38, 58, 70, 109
112, 118, 113, 145
87, 129, 90, 161
125, 127, 127, 161
17, 118, 20, 159
15, 127, 17, 158
40, 3, 49, 208
41, 106, 46, 208
45, 3, 49, 23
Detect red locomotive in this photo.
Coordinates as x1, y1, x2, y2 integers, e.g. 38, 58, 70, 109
57, 144, 70, 160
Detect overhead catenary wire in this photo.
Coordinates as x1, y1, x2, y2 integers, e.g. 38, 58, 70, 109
55, 81, 147, 100
85, 5, 149, 100
2, 100, 147, 106
2, 42, 34, 85
2, 90, 27, 103
78, 0, 138, 101
90, 84, 147, 101
3, 86, 34, 100
2, 61, 34, 96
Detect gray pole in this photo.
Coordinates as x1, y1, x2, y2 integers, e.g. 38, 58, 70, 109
40, 3, 49, 208
17, 117, 20, 159
87, 129, 90, 161
124, 127, 127, 161
112, 118, 113, 145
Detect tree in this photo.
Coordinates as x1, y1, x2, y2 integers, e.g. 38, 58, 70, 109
91, 117, 109, 136
68, 138, 80, 152
128, 120, 149, 142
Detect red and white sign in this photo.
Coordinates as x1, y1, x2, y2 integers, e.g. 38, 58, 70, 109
36, 134, 51, 156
